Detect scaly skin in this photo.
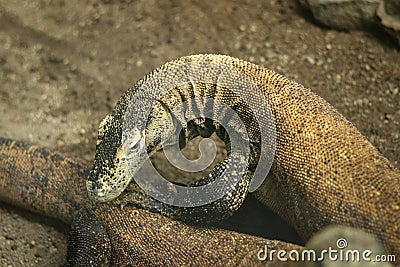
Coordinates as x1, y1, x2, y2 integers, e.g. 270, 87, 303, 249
0, 54, 399, 266
0, 137, 394, 266
0, 137, 304, 266
88, 54, 400, 259
0, 138, 90, 224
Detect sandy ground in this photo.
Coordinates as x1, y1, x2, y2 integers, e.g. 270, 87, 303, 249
0, 0, 399, 266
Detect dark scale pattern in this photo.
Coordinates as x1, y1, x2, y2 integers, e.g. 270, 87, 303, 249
0, 137, 90, 224
88, 54, 399, 260
0, 54, 399, 265
69, 201, 305, 267
1, 137, 306, 266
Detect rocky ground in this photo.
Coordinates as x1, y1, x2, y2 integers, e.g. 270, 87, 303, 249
0, 0, 399, 266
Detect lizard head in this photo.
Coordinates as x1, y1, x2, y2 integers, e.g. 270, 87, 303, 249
86, 87, 173, 203
86, 109, 149, 202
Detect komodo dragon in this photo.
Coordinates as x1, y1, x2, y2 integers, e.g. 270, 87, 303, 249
0, 54, 399, 266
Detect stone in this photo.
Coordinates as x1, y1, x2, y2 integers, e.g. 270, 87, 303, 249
377, 0, 400, 46
306, 0, 381, 30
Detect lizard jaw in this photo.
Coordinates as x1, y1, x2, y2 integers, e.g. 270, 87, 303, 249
86, 149, 138, 203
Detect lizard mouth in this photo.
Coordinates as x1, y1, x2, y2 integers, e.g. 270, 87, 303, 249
86, 180, 102, 201
86, 179, 123, 203
86, 167, 129, 203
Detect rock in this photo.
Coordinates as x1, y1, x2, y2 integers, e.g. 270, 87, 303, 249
304, 54, 316, 65
305, 0, 381, 30
305, 225, 391, 267
377, 0, 400, 46
301, 0, 400, 47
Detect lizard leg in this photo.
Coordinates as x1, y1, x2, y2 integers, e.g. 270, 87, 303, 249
66, 208, 112, 267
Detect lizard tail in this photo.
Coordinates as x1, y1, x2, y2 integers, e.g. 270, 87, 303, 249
0, 137, 91, 224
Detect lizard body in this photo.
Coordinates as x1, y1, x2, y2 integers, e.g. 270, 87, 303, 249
0, 54, 399, 265
0, 138, 391, 266
0, 137, 304, 266
88, 54, 400, 258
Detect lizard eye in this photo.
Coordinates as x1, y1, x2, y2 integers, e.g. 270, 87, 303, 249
129, 140, 140, 152
122, 128, 144, 155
